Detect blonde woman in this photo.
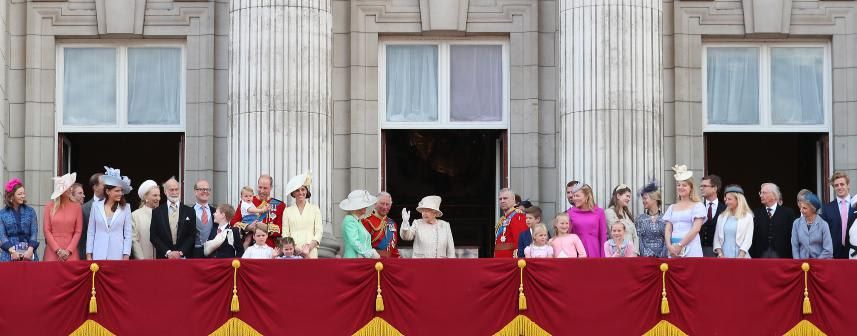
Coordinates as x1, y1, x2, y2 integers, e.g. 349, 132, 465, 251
605, 184, 639, 255
43, 173, 82, 261
663, 165, 706, 258
635, 180, 667, 258
713, 185, 754, 258
568, 184, 607, 257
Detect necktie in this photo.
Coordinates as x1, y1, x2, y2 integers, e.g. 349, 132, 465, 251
217, 226, 223, 234
169, 203, 179, 244
201, 206, 209, 225
766, 207, 773, 219
840, 200, 848, 245
707, 202, 713, 221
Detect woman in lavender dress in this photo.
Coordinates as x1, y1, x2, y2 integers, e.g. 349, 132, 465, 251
663, 165, 706, 258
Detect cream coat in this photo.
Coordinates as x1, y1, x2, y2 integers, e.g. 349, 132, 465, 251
713, 212, 754, 258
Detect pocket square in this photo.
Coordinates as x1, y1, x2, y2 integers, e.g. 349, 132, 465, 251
185, 217, 190, 221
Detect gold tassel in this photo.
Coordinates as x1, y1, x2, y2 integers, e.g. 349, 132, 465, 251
492, 315, 551, 336
88, 263, 99, 314
802, 262, 811, 315
353, 317, 404, 336
660, 263, 669, 315
70, 319, 115, 336
517, 259, 527, 311
375, 262, 385, 312
209, 317, 262, 336
783, 320, 828, 336
231, 259, 241, 313
642, 320, 688, 336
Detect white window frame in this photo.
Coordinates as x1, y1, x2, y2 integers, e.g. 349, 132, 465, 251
702, 42, 831, 133
379, 38, 510, 129
56, 41, 187, 133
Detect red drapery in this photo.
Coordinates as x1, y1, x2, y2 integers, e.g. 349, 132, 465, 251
0, 258, 853, 335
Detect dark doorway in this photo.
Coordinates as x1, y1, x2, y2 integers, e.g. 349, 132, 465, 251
705, 132, 827, 208
384, 130, 504, 258
59, 132, 184, 209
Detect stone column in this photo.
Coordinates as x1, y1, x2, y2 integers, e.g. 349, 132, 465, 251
558, 0, 663, 206
228, 0, 337, 257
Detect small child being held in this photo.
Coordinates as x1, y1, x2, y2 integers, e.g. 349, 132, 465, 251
550, 213, 587, 258
242, 223, 275, 259
604, 222, 636, 258
240, 186, 268, 222
524, 224, 554, 258
276, 236, 303, 259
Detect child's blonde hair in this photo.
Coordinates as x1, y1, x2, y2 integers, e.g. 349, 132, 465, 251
241, 186, 254, 196
532, 223, 548, 236
610, 221, 625, 232
553, 212, 571, 236
254, 223, 269, 235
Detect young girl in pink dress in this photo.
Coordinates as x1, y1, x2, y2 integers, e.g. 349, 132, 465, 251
524, 224, 553, 258
550, 213, 587, 258
604, 222, 636, 258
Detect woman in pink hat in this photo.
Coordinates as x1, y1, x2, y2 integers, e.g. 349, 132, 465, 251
43, 173, 83, 261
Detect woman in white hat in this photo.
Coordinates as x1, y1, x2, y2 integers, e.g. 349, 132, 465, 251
86, 166, 134, 260
341, 190, 380, 259
283, 172, 323, 258
663, 165, 706, 258
43, 172, 83, 261
131, 180, 160, 259
400, 195, 456, 258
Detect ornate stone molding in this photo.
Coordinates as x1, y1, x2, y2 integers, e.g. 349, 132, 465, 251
742, 0, 792, 34
95, 0, 147, 35
419, 0, 469, 31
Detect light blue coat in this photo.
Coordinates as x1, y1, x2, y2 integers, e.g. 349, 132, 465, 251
791, 215, 833, 259
86, 201, 132, 260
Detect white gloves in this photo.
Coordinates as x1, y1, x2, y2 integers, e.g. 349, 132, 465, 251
225, 229, 234, 246
401, 208, 411, 225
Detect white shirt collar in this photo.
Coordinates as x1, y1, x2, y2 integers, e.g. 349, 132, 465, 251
705, 198, 719, 207
765, 203, 778, 214
837, 194, 851, 205
195, 202, 209, 210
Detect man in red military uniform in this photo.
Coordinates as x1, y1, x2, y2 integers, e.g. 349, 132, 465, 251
361, 192, 400, 258
230, 174, 286, 247
494, 188, 528, 258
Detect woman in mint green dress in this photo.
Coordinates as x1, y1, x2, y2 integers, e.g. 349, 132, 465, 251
340, 190, 380, 259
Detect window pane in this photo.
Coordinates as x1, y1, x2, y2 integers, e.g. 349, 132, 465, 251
386, 45, 438, 122
706, 47, 759, 125
771, 48, 824, 125
450, 45, 503, 122
128, 48, 182, 125
63, 48, 117, 125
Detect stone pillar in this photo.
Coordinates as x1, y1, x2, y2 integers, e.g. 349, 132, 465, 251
228, 0, 338, 257
558, 0, 663, 206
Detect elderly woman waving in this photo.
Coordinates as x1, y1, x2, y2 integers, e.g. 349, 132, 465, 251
341, 190, 380, 259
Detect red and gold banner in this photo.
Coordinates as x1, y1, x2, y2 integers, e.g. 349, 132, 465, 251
0, 258, 852, 335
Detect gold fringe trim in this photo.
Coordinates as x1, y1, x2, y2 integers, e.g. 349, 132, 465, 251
783, 320, 827, 336
353, 317, 403, 336
493, 315, 551, 336
231, 259, 241, 313
208, 317, 262, 336
659, 263, 669, 315
89, 263, 99, 314
801, 262, 811, 315
518, 259, 527, 311
69, 319, 115, 336
375, 262, 385, 312
642, 320, 688, 336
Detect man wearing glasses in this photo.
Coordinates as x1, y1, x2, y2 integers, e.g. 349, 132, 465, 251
700, 175, 725, 257
192, 179, 216, 258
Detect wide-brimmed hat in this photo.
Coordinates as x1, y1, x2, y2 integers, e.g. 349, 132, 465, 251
339, 190, 378, 211
285, 172, 312, 196
137, 180, 158, 200
101, 166, 133, 195
50, 172, 77, 200
416, 195, 443, 217
672, 164, 693, 181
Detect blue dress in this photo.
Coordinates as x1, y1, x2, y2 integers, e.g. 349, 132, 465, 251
0, 205, 40, 261
721, 217, 739, 258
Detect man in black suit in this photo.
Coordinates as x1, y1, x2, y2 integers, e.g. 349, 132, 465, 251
191, 179, 216, 258
750, 183, 798, 258
78, 173, 103, 258
150, 177, 196, 259
700, 175, 725, 257
819, 171, 856, 259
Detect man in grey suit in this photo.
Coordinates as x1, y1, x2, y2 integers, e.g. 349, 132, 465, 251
78, 173, 104, 258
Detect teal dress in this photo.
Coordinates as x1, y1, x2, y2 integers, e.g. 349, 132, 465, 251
342, 214, 376, 258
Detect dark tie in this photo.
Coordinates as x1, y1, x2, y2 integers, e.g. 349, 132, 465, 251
707, 202, 713, 221
767, 207, 773, 219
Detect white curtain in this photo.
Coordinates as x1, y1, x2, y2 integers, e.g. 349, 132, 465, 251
128, 48, 182, 125
386, 45, 438, 122
707, 47, 759, 125
770, 48, 824, 125
63, 48, 117, 125
450, 45, 503, 122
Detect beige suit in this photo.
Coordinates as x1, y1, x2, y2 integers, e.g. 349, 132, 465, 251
131, 206, 156, 259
